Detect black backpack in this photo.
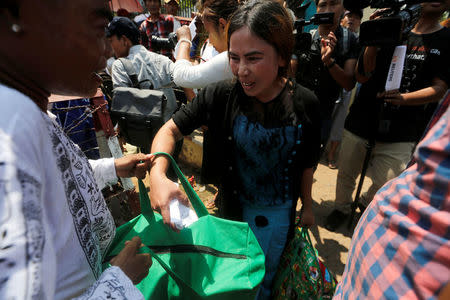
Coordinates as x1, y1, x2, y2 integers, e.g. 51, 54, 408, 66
111, 58, 167, 152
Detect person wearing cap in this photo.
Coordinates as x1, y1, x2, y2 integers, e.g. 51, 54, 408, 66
140, 0, 174, 58
293, 0, 359, 164
165, 0, 181, 32
341, 9, 363, 34
326, 8, 363, 170
106, 17, 178, 144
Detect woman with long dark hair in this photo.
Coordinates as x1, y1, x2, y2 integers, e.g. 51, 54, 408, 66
149, 1, 321, 298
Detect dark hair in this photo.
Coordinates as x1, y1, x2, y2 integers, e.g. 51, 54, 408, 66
345, 9, 363, 20
199, 0, 239, 28
106, 17, 140, 45
226, 0, 294, 77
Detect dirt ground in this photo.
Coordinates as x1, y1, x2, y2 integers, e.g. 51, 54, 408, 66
132, 156, 371, 282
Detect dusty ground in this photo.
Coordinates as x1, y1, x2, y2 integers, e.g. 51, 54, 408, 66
131, 154, 370, 282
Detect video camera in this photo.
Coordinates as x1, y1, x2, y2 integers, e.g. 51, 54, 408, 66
289, 12, 335, 91
343, 0, 428, 46
151, 32, 178, 52
283, 0, 334, 90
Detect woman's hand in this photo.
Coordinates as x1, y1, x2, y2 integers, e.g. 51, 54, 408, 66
110, 236, 152, 285
298, 204, 315, 228
176, 25, 192, 41
378, 89, 406, 105
149, 173, 189, 232
114, 153, 153, 179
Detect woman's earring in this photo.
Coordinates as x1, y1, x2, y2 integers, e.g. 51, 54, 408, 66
11, 24, 22, 33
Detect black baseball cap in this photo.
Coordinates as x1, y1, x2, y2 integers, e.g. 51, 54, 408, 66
344, 9, 363, 20
106, 17, 140, 43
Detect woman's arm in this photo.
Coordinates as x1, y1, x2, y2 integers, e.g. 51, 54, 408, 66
380, 77, 448, 105
149, 119, 189, 231
298, 168, 315, 227
89, 154, 153, 190
173, 52, 233, 89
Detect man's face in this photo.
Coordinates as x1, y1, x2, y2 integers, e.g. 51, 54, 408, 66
14, 0, 110, 96
165, 0, 179, 15
108, 35, 130, 58
316, 0, 344, 29
341, 13, 361, 32
146, 0, 161, 15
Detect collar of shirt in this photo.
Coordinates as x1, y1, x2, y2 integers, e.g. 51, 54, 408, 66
128, 44, 146, 57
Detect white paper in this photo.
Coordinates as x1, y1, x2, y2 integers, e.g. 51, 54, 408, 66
385, 45, 407, 92
174, 17, 197, 58
189, 16, 197, 40
169, 199, 199, 230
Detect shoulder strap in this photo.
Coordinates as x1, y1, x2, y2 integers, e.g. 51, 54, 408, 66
310, 28, 320, 41
309, 29, 321, 52
342, 27, 349, 55
118, 57, 140, 88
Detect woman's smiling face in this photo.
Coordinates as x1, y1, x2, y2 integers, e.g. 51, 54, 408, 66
228, 26, 285, 103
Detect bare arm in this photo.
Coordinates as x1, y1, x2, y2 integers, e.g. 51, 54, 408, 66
381, 77, 448, 105
321, 31, 356, 91
328, 58, 357, 91
298, 168, 315, 227
355, 46, 378, 83
149, 119, 188, 231
175, 26, 192, 61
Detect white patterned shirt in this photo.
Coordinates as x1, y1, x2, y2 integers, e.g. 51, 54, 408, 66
0, 84, 143, 299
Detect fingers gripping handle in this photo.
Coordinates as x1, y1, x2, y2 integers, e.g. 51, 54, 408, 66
138, 152, 209, 218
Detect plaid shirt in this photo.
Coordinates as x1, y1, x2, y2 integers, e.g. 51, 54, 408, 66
139, 15, 174, 58
334, 106, 450, 300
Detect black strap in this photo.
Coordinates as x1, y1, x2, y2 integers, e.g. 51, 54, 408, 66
118, 58, 140, 88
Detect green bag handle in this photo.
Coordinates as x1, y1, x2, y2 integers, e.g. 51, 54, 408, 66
138, 151, 209, 218
136, 152, 209, 297
143, 245, 201, 297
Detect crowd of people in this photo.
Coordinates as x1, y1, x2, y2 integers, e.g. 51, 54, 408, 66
0, 0, 449, 299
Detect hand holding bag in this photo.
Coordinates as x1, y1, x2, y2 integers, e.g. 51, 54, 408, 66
103, 152, 265, 299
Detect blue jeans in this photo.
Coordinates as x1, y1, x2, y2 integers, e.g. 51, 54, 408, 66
242, 204, 292, 300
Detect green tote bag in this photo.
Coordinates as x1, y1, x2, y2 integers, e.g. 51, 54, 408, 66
103, 152, 265, 299
272, 227, 337, 300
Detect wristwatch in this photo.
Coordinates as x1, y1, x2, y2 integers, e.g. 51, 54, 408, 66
326, 59, 336, 69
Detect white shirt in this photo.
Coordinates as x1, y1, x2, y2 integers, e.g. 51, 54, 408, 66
200, 40, 220, 62
111, 45, 177, 122
172, 51, 234, 89
0, 84, 143, 299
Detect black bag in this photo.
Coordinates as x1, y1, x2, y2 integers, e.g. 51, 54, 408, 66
111, 58, 167, 151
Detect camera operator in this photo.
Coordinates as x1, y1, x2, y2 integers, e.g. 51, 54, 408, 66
293, 0, 360, 147
327, 9, 363, 169
340, 9, 362, 34
325, 1, 450, 232
139, 0, 174, 58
